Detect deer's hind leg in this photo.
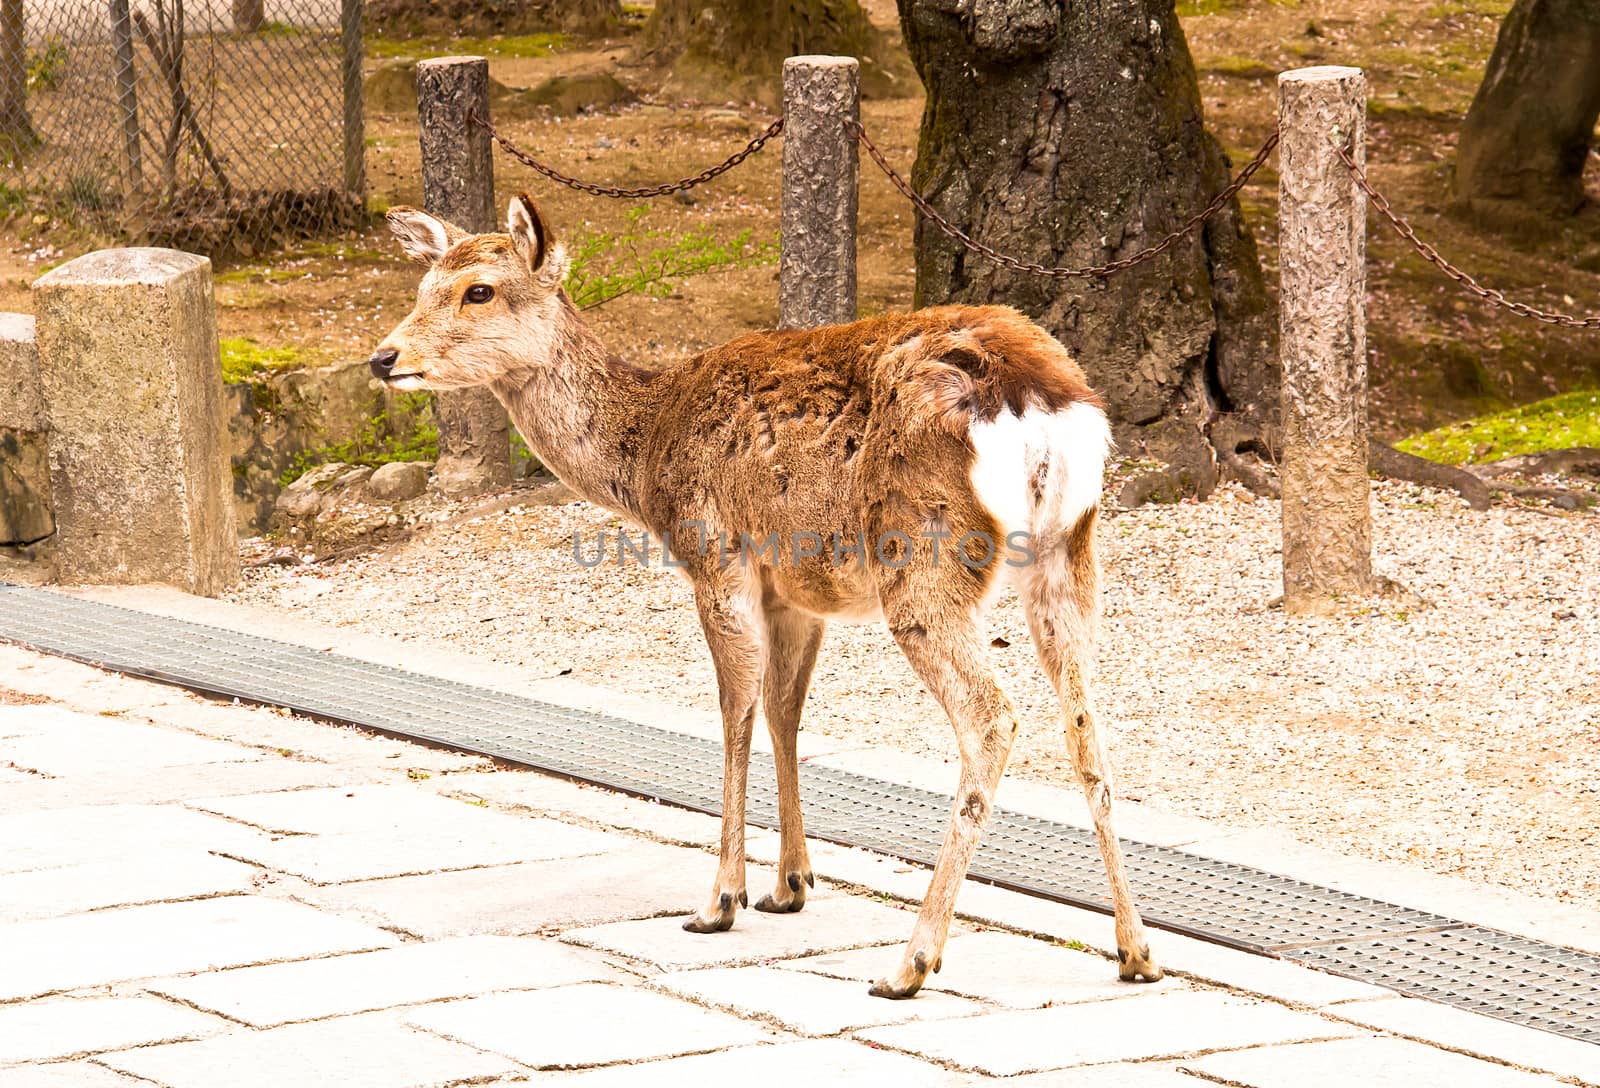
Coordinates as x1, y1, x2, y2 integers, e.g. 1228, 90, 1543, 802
1019, 507, 1160, 982
682, 574, 763, 934
752, 598, 825, 914
869, 579, 1020, 998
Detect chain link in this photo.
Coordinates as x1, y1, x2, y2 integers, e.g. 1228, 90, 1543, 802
471, 110, 784, 199
848, 119, 1280, 279
1335, 137, 1600, 329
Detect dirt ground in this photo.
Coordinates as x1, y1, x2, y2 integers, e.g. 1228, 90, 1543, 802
3, 0, 1598, 436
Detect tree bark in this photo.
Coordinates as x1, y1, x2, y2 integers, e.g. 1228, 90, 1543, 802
897, 0, 1278, 495
644, 0, 907, 98
1453, 0, 1600, 217
1, 0, 34, 149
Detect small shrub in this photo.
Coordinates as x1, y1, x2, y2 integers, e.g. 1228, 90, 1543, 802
26, 38, 69, 92
564, 205, 779, 309
279, 392, 438, 487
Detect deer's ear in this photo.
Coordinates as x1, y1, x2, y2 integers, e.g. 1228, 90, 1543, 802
386, 207, 464, 265
508, 193, 568, 287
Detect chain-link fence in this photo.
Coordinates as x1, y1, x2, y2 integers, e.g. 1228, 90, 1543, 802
1, 0, 365, 255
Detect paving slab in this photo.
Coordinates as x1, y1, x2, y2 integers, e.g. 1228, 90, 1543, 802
151, 935, 622, 1026
0, 803, 270, 874
98, 1012, 523, 1088
990, 1064, 1215, 1087
0, 705, 260, 775
1188, 1036, 1571, 1087
1328, 996, 1600, 1085
563, 893, 921, 970
655, 964, 985, 1035
186, 784, 518, 835
0, 759, 360, 817
0, 995, 222, 1064
856, 991, 1357, 1076
0, 895, 398, 1001
0, 1062, 152, 1087
0, 850, 259, 923
298, 839, 713, 936
222, 815, 622, 884
779, 931, 1169, 1009
538, 1038, 965, 1086
405, 982, 773, 1068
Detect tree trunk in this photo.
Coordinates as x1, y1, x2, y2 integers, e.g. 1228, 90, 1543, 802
644, 0, 909, 100
1453, 0, 1600, 217
1, 0, 34, 149
897, 0, 1278, 495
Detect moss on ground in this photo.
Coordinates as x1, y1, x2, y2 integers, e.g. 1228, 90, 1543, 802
366, 32, 567, 60
220, 337, 306, 384
1397, 390, 1600, 463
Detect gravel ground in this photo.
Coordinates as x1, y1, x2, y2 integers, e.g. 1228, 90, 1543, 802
233, 480, 1600, 911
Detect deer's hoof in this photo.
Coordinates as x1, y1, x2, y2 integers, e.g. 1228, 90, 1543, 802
752, 870, 812, 914
867, 949, 935, 1000
1117, 943, 1163, 982
682, 889, 745, 934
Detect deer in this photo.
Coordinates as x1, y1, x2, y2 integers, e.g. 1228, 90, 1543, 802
370, 193, 1162, 998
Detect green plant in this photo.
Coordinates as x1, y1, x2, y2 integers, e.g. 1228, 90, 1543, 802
564, 206, 780, 310
25, 38, 68, 92
1397, 390, 1600, 464
279, 392, 438, 487
65, 171, 111, 211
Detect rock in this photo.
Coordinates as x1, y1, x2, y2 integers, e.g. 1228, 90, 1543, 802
269, 463, 369, 536
368, 461, 430, 502
499, 72, 637, 120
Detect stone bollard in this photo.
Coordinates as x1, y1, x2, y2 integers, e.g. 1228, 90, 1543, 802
1278, 66, 1373, 616
416, 56, 512, 498
779, 55, 859, 329
32, 249, 239, 595
0, 313, 53, 548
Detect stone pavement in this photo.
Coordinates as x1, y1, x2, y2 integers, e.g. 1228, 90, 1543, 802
1, 640, 1595, 1087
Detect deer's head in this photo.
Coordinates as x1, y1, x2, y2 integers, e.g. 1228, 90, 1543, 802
369, 193, 569, 391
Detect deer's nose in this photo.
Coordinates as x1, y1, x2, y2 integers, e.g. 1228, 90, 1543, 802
369, 348, 399, 378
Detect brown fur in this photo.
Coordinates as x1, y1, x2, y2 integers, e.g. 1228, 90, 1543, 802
374, 195, 1161, 996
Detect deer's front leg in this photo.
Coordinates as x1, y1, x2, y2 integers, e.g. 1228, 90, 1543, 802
683, 577, 763, 934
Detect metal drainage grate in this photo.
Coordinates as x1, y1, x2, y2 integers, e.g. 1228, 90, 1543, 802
2, 582, 1598, 1046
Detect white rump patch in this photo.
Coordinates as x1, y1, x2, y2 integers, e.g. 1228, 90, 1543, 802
969, 402, 1111, 539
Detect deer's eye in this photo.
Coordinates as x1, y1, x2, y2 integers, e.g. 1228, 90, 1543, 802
464, 284, 495, 305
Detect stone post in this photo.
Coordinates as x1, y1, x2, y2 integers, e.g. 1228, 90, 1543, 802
1278, 65, 1372, 616
779, 55, 859, 329
32, 249, 239, 595
416, 56, 511, 497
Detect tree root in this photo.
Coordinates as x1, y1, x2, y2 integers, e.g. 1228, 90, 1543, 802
1464, 447, 1600, 480
1368, 441, 1491, 511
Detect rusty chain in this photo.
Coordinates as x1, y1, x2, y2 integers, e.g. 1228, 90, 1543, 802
470, 109, 784, 199
1335, 137, 1600, 329
848, 118, 1280, 279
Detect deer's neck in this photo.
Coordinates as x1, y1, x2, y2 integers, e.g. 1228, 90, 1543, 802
490, 295, 656, 523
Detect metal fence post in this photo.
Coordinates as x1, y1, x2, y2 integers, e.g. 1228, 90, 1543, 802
107, 0, 142, 210
1278, 65, 1373, 615
339, 0, 365, 199
416, 56, 511, 497
779, 55, 859, 329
